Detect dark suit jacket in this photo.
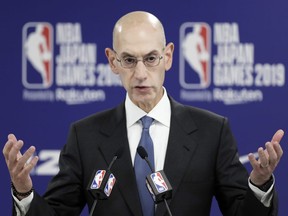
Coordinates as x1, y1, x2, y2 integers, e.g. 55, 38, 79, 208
23, 97, 277, 216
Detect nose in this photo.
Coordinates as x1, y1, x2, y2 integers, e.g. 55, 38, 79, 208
133, 61, 148, 80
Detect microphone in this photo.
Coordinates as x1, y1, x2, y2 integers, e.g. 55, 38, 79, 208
137, 146, 154, 172
137, 146, 173, 216
87, 148, 123, 216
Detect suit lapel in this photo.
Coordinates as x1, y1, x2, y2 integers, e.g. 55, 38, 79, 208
98, 103, 143, 216
156, 99, 199, 216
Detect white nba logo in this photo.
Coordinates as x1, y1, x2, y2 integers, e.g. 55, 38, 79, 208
22, 22, 53, 89
179, 22, 211, 89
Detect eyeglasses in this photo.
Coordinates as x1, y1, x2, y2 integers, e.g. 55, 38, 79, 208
114, 51, 163, 69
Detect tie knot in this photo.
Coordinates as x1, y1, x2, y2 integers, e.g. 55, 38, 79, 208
141, 116, 154, 129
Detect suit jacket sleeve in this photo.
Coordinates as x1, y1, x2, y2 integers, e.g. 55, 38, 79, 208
24, 123, 87, 216
213, 117, 277, 216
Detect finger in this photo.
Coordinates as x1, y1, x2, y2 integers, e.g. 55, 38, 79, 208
6, 140, 23, 170
273, 141, 283, 159
3, 139, 14, 160
15, 146, 36, 173
263, 147, 269, 158
271, 129, 284, 143
248, 153, 259, 170
8, 140, 24, 167
8, 133, 18, 142
3, 134, 18, 157
265, 142, 277, 166
20, 155, 39, 176
258, 147, 269, 167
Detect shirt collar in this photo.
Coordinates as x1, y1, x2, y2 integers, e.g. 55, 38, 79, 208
125, 87, 171, 128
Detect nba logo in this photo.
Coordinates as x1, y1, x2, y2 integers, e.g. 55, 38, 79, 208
151, 172, 168, 193
104, 174, 116, 197
90, 170, 106, 189
179, 22, 211, 89
22, 22, 53, 89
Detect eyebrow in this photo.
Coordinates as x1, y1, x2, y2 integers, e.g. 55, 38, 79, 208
120, 50, 160, 58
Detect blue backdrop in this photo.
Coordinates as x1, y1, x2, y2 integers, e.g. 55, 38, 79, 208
1, 1, 288, 215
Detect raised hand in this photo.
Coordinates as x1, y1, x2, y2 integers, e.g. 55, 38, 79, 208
248, 129, 284, 186
3, 134, 39, 199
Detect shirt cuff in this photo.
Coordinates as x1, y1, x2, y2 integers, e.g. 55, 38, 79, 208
12, 189, 33, 216
248, 174, 275, 207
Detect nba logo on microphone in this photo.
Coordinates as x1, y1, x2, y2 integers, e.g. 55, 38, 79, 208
151, 172, 168, 193
22, 22, 53, 89
104, 174, 116, 197
91, 170, 106, 189
179, 22, 211, 89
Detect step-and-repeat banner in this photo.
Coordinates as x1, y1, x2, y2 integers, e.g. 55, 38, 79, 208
1, 1, 287, 215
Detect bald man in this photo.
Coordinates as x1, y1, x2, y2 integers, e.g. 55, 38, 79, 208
3, 11, 284, 216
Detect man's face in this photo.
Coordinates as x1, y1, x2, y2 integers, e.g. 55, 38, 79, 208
107, 24, 173, 112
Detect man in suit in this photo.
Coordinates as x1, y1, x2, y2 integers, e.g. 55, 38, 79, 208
3, 11, 284, 216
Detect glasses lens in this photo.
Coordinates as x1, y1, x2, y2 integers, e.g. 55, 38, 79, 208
143, 55, 157, 67
121, 57, 137, 68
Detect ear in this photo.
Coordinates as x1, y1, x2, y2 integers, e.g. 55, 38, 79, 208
105, 48, 119, 74
164, 42, 174, 71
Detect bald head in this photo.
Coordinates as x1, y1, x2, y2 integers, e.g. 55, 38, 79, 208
112, 11, 166, 50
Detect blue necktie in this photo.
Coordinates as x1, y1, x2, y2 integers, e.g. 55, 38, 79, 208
134, 116, 155, 216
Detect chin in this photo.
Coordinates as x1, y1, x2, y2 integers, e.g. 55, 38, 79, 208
133, 95, 155, 105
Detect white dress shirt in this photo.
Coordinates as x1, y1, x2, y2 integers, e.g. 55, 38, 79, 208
125, 87, 171, 172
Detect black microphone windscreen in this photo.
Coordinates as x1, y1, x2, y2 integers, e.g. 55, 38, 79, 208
137, 146, 148, 159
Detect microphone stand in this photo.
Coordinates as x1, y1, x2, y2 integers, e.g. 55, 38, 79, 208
88, 148, 123, 216
137, 146, 173, 216
164, 199, 172, 216
89, 200, 98, 216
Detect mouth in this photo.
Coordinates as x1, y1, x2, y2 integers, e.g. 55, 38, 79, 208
136, 85, 148, 89
134, 86, 151, 92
